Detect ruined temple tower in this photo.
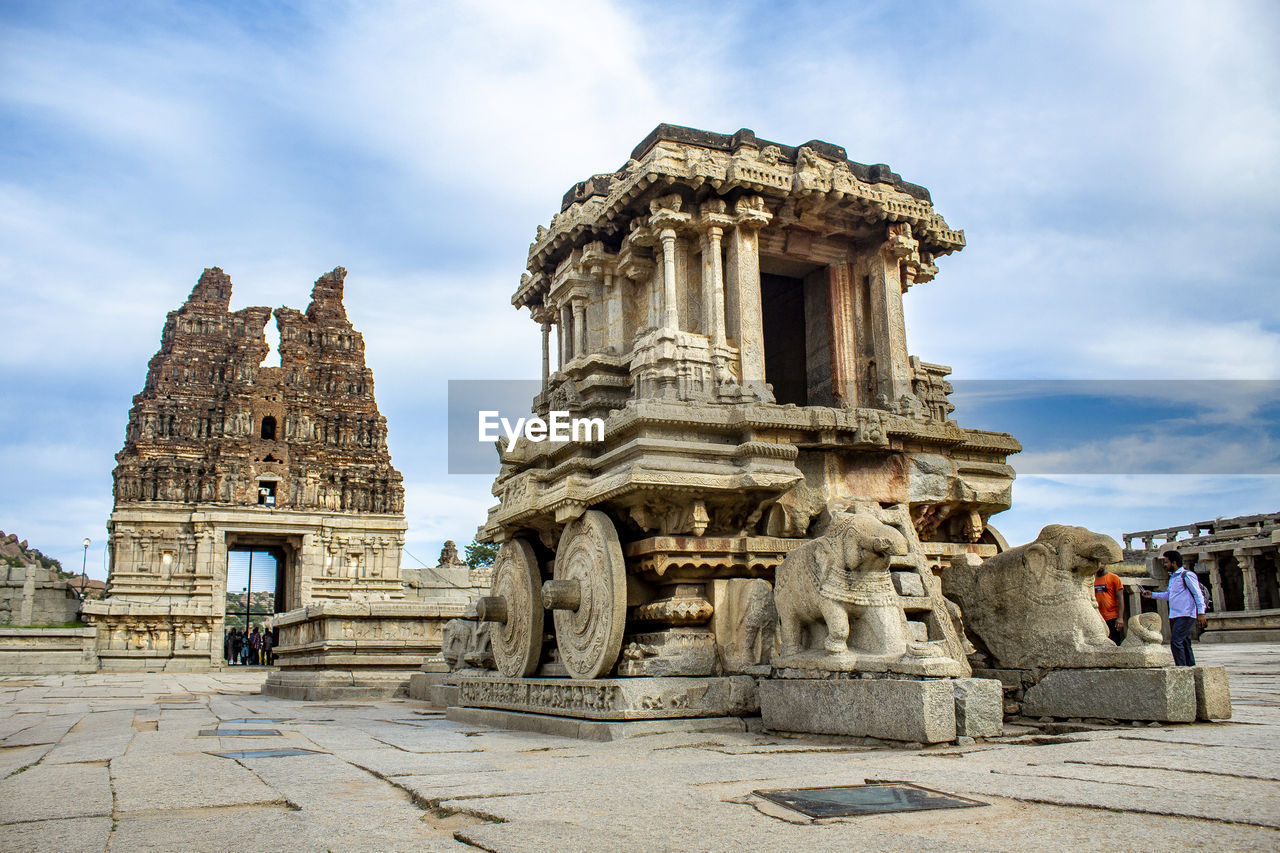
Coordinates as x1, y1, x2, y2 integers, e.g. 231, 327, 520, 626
83, 267, 407, 669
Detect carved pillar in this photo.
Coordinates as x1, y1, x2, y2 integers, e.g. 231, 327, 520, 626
868, 223, 917, 407
559, 305, 571, 364
299, 533, 318, 605
649, 197, 690, 332
1126, 582, 1142, 629
1203, 554, 1224, 613
554, 317, 563, 371
603, 270, 623, 352
540, 320, 551, 390
724, 196, 773, 399
697, 200, 732, 348
658, 229, 679, 330
826, 261, 858, 407
1239, 553, 1260, 610
572, 299, 587, 359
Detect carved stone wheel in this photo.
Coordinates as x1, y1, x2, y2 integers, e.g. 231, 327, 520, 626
490, 539, 544, 678
553, 510, 627, 679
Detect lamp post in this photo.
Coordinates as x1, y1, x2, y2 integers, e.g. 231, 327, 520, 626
79, 538, 90, 600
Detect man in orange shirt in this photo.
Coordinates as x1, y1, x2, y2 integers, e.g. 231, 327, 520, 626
1094, 566, 1126, 644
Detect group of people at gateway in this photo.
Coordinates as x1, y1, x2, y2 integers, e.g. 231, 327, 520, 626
1094, 549, 1210, 667
223, 625, 275, 666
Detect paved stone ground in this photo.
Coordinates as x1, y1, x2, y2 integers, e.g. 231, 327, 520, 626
1, 644, 1277, 852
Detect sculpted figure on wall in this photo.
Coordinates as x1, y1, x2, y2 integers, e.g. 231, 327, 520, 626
442, 617, 494, 671
942, 524, 1172, 670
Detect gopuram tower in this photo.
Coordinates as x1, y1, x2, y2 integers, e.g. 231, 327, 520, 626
84, 267, 407, 670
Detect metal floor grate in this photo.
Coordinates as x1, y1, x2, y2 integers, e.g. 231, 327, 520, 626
220, 718, 290, 724
210, 748, 323, 759
755, 782, 987, 818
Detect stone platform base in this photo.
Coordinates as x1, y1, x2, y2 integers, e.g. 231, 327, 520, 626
759, 677, 1002, 744
1200, 609, 1280, 644
407, 668, 450, 702
453, 673, 757, 720
1200, 628, 1280, 644
0, 627, 99, 675
95, 652, 214, 672
261, 669, 419, 701
446, 707, 747, 741
1021, 667, 1230, 722
425, 683, 459, 707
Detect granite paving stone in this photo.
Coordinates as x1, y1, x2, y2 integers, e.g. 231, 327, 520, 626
111, 751, 285, 812
0, 762, 112, 823
44, 731, 134, 765
3, 714, 81, 747
0, 816, 112, 853
1, 644, 1278, 850
0, 743, 51, 778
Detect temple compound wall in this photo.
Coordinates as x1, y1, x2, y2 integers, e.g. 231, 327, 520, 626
1126, 513, 1280, 643
83, 267, 408, 671
0, 564, 81, 627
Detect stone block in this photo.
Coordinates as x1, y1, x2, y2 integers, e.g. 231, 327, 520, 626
971, 668, 1028, 691
615, 630, 717, 677
454, 674, 757, 720
1192, 666, 1232, 720
408, 671, 430, 700
427, 684, 460, 707
758, 677, 957, 743
952, 678, 1003, 737
1022, 668, 1196, 722
891, 571, 925, 597
261, 669, 414, 700
0, 627, 99, 675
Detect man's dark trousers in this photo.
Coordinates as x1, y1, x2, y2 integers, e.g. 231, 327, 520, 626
1170, 616, 1196, 666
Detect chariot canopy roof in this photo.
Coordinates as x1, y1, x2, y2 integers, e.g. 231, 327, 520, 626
514, 123, 965, 310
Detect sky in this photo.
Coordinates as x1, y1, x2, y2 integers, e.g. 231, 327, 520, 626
1, 0, 1277, 581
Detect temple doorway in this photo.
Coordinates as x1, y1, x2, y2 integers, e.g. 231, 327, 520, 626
761, 273, 809, 406
222, 543, 290, 666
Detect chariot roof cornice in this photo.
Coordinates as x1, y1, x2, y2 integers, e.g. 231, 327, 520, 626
515, 123, 964, 309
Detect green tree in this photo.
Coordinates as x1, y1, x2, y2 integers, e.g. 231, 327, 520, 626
464, 538, 498, 567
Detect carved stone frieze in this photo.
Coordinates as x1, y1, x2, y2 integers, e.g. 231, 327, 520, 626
455, 674, 757, 719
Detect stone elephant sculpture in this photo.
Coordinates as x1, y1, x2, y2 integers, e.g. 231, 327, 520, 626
774, 512, 910, 663
941, 524, 1171, 670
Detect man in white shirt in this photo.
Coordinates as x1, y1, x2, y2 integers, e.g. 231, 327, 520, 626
1141, 550, 1207, 666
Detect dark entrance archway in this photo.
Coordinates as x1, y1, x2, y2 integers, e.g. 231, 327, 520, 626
220, 533, 302, 667
225, 548, 285, 631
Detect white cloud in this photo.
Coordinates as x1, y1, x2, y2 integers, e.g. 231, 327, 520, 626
994, 474, 1279, 549
1, 0, 1277, 577
1015, 428, 1279, 476
401, 474, 496, 566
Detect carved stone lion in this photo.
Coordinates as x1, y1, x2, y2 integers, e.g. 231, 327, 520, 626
773, 512, 910, 664
941, 524, 1172, 670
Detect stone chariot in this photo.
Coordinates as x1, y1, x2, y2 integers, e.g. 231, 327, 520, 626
472, 125, 1019, 694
